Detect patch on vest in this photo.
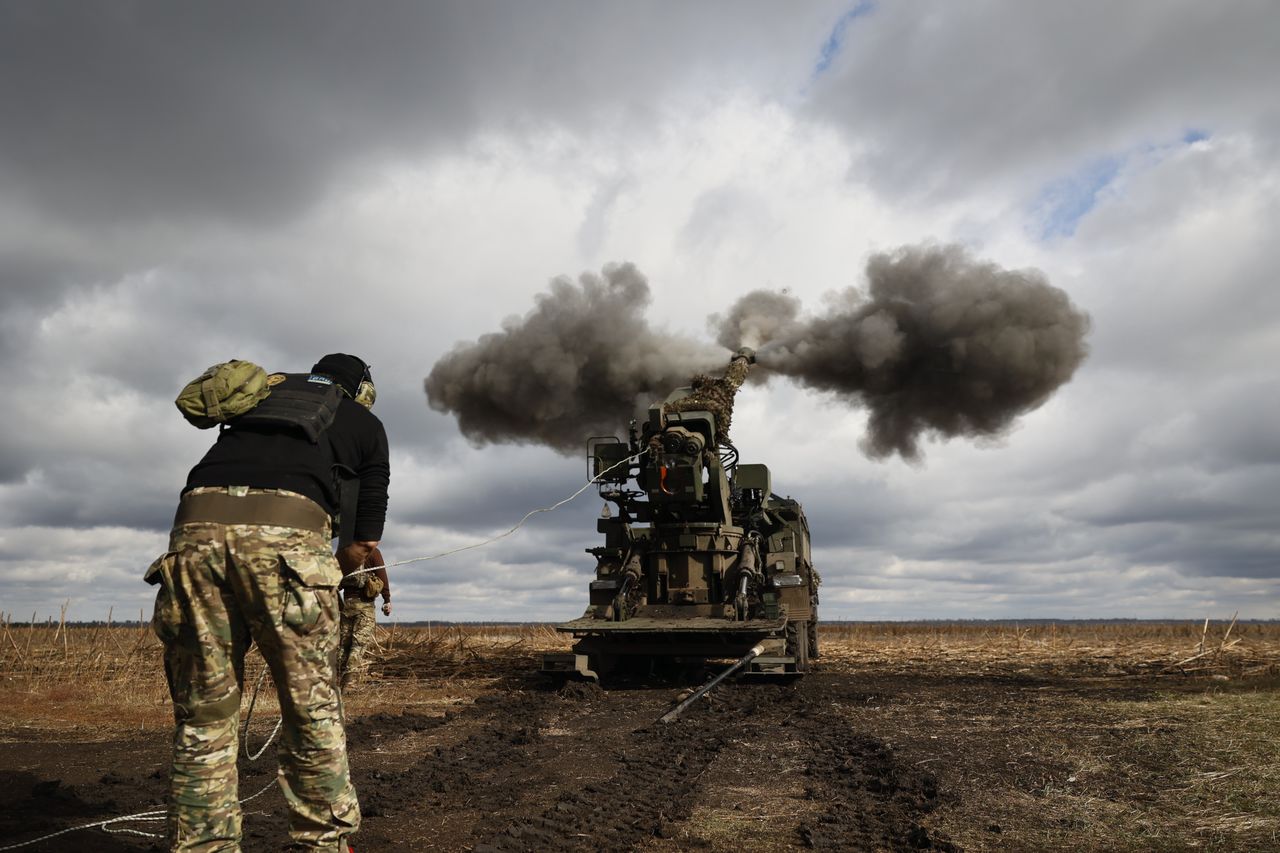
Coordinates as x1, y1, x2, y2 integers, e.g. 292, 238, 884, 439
307, 374, 334, 385
267, 373, 287, 386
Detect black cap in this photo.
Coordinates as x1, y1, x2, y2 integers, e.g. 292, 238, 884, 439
311, 353, 369, 398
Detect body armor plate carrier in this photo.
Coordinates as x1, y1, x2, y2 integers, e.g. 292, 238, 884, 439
233, 373, 343, 443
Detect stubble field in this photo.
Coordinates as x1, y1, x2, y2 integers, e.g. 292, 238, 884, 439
1, 618, 1278, 852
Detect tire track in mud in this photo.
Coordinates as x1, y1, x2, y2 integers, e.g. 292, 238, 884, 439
324, 674, 961, 851
346, 688, 561, 848
472, 684, 797, 852
787, 677, 960, 851
466, 676, 963, 851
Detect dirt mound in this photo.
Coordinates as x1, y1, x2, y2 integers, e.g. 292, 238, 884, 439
555, 680, 605, 701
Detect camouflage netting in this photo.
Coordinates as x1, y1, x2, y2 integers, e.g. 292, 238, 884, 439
663, 356, 751, 445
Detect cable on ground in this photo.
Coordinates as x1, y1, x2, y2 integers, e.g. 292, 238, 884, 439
0, 778, 278, 851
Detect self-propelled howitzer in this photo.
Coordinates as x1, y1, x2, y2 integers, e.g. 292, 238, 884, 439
542, 349, 820, 680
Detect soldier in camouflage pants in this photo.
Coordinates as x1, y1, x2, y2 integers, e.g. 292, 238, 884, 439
149, 486, 359, 852
338, 547, 389, 690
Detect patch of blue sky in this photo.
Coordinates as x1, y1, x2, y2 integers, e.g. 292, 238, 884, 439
1032, 128, 1211, 241
1034, 156, 1124, 241
813, 1, 876, 78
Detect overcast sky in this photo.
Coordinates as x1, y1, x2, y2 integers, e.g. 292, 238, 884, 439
2, 1, 1277, 624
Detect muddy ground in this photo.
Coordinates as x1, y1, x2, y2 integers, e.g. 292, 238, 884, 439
2, 631, 1278, 851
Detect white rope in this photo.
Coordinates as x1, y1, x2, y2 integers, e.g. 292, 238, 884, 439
247, 716, 283, 761
241, 663, 282, 761
0, 812, 168, 850
103, 822, 165, 838
0, 778, 280, 851
344, 451, 642, 579
240, 776, 281, 805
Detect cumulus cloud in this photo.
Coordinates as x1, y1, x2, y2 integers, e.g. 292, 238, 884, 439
1, 2, 1276, 622
805, 1, 1280, 200
0, 1, 842, 229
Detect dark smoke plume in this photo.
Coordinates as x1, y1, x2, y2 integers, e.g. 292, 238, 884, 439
427, 245, 1090, 461
716, 244, 1092, 459
425, 263, 723, 453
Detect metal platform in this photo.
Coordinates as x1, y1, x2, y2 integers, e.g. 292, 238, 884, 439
555, 616, 786, 634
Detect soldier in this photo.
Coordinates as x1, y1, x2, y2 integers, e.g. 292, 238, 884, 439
338, 546, 392, 690
148, 353, 389, 852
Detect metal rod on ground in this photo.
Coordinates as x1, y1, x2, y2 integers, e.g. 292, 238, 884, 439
658, 643, 764, 724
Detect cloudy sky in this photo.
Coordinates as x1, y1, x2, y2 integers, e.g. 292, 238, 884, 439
2, 1, 1277, 624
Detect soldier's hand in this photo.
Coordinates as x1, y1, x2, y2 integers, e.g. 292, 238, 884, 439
336, 540, 379, 575
382, 601, 392, 616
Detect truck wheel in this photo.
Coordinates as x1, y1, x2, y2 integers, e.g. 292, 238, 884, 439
787, 620, 810, 673
808, 593, 820, 659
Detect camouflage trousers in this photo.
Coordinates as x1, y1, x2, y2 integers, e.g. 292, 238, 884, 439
338, 594, 377, 690
148, 488, 359, 852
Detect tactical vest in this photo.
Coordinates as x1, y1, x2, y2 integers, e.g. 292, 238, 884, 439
232, 373, 344, 442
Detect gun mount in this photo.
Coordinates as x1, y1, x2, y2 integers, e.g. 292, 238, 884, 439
542, 349, 821, 681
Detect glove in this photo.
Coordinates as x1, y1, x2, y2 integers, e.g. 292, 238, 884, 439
382, 601, 392, 616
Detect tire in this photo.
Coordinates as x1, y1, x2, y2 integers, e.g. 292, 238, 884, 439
786, 619, 810, 674
807, 591, 820, 659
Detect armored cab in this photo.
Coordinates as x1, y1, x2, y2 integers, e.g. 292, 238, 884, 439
542, 351, 820, 680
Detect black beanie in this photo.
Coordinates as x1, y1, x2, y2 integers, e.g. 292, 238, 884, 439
311, 353, 369, 398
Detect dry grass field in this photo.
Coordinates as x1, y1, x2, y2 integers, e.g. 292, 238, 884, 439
1, 618, 1277, 851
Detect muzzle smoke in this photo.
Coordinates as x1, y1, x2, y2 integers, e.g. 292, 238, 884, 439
426, 245, 1090, 460
424, 263, 723, 453
715, 245, 1092, 459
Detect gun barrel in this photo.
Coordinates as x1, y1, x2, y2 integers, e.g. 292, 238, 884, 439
662, 351, 755, 445
723, 352, 751, 390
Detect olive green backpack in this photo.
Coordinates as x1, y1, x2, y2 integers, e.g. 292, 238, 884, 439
175, 360, 274, 428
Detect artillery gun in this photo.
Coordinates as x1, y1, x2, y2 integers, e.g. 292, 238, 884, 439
542, 349, 820, 681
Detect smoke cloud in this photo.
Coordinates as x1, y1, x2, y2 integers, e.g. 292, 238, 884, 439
424, 263, 723, 453
717, 244, 1092, 459
713, 289, 804, 353
427, 245, 1090, 460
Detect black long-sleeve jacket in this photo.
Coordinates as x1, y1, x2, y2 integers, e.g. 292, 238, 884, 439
184, 382, 390, 541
